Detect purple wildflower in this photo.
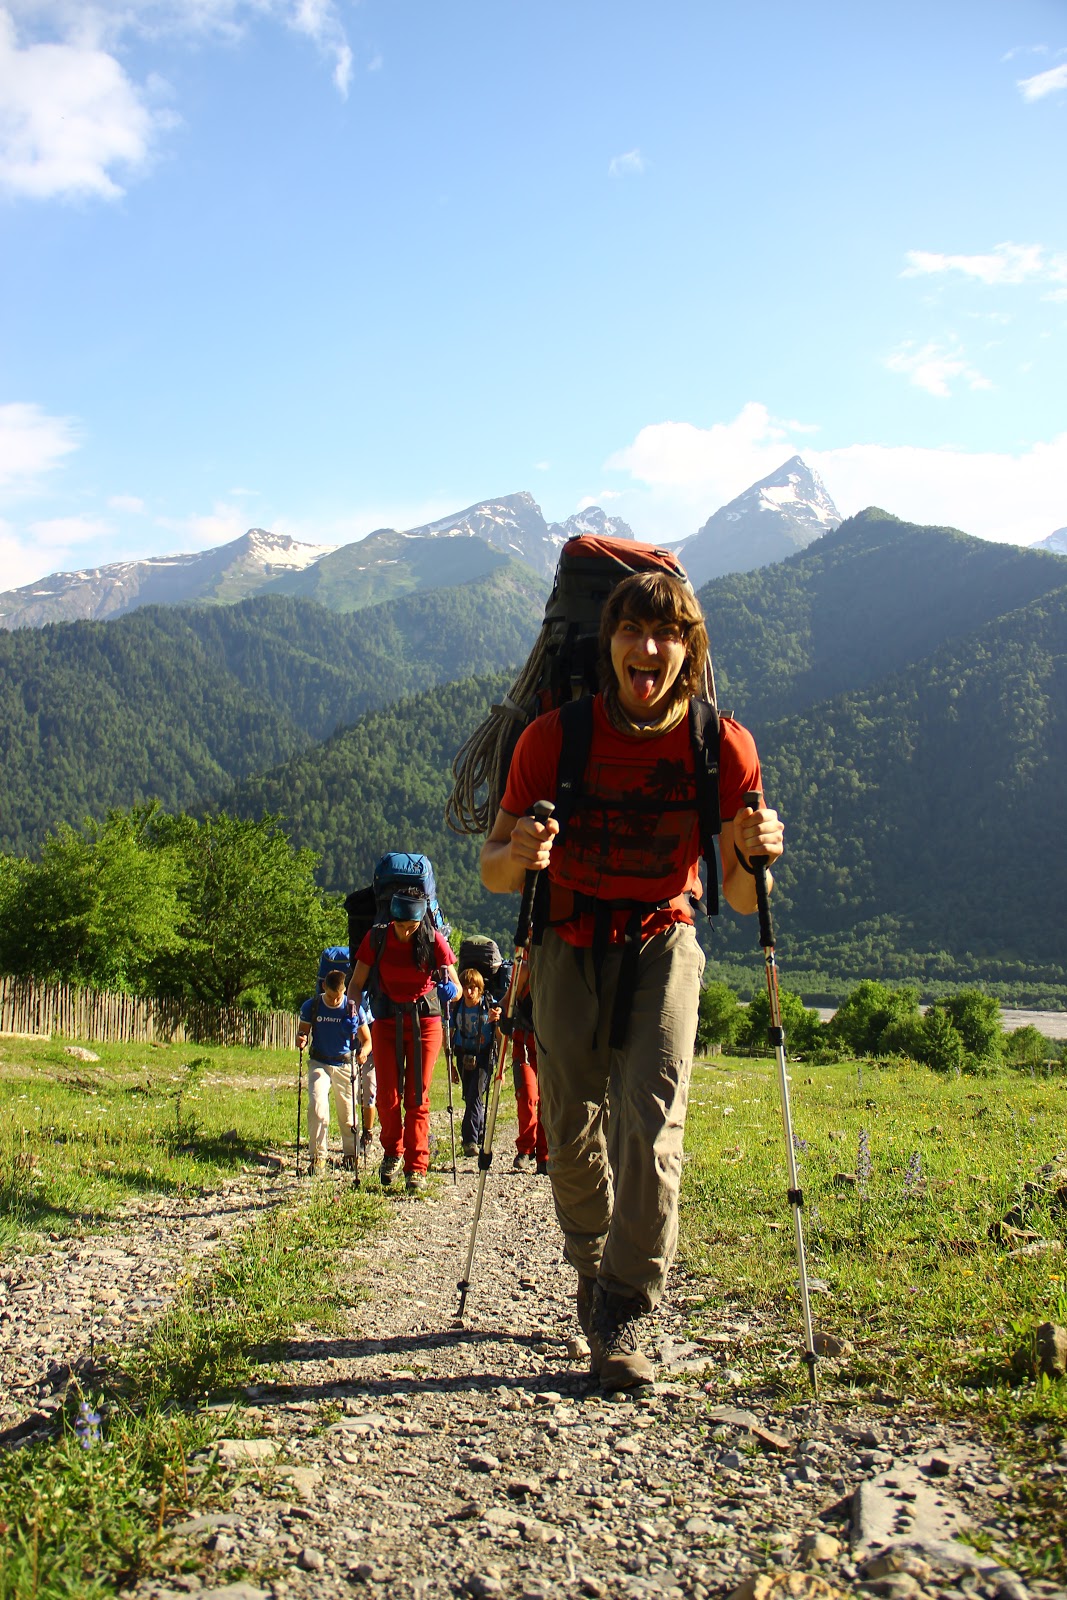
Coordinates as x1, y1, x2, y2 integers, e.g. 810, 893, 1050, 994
903, 1150, 923, 1195
74, 1400, 101, 1450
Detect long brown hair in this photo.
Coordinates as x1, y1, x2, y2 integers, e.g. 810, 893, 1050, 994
597, 571, 709, 707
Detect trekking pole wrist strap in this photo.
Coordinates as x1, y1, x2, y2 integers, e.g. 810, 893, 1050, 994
734, 845, 756, 876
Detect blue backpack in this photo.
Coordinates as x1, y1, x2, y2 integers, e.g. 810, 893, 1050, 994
317, 946, 352, 987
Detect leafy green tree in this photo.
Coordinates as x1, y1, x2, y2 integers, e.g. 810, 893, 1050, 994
825, 980, 920, 1056
1004, 1024, 1052, 1072
916, 1006, 966, 1075
937, 989, 1004, 1063
696, 981, 742, 1054
148, 811, 340, 1008
740, 988, 822, 1055
0, 807, 185, 991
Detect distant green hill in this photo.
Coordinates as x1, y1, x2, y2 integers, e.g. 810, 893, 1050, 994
221, 514, 1067, 1002
702, 507, 1067, 724
265, 530, 515, 611
0, 565, 544, 857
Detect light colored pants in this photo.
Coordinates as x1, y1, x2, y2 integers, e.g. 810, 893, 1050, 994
530, 922, 704, 1308
307, 1056, 376, 1162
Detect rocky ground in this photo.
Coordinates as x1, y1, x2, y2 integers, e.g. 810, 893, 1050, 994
4, 1114, 1066, 1600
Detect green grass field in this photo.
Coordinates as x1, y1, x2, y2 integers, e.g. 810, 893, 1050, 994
2, 1037, 1065, 1591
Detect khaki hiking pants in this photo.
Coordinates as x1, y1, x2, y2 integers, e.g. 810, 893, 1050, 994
530, 922, 704, 1309
307, 1056, 376, 1162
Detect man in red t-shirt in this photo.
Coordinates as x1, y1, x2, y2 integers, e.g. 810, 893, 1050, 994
481, 571, 784, 1390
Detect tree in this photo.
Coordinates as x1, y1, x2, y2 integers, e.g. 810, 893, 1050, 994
0, 807, 185, 991
825, 980, 920, 1056
740, 987, 822, 1055
149, 811, 341, 1007
696, 981, 742, 1054
937, 989, 1004, 1063
916, 1006, 966, 1075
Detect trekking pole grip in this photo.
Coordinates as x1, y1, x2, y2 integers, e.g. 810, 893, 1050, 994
515, 800, 555, 949
743, 790, 775, 950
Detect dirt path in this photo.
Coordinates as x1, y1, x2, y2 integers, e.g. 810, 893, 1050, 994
5, 1111, 1065, 1600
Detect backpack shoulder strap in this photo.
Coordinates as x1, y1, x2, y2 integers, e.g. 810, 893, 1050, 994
554, 694, 595, 844
689, 697, 722, 916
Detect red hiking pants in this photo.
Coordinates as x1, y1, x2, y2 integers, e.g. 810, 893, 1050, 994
512, 1028, 547, 1161
371, 1014, 441, 1176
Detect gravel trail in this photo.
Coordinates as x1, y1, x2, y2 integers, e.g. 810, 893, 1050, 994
4, 1112, 1066, 1600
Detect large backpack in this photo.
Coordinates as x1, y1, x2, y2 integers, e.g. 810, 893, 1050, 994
343, 852, 451, 1006
457, 935, 511, 1002
446, 532, 720, 862
317, 945, 352, 987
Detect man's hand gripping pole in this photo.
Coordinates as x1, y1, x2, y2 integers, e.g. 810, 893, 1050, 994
744, 790, 818, 1394
456, 799, 555, 1321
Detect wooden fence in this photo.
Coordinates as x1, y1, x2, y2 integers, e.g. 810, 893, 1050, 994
0, 975, 298, 1050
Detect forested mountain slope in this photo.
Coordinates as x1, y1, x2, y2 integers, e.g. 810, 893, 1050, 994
222, 578, 1067, 997
0, 565, 543, 856
222, 674, 516, 945
703, 508, 1067, 724
759, 581, 1067, 990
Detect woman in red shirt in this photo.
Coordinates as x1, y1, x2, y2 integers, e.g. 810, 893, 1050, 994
347, 891, 459, 1194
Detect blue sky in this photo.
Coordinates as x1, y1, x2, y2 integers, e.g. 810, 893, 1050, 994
1, 0, 1065, 587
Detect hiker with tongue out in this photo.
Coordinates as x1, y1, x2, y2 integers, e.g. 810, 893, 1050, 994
481, 570, 784, 1391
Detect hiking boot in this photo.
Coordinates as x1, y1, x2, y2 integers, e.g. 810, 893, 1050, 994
405, 1171, 426, 1195
589, 1285, 654, 1391
576, 1275, 597, 1341
512, 1151, 535, 1173
462, 1141, 479, 1158
535, 1159, 549, 1176
310, 1158, 327, 1176
360, 1128, 374, 1154
378, 1155, 401, 1187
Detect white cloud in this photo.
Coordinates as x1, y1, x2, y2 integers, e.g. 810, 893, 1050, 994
609, 148, 646, 178
0, 518, 54, 589
31, 513, 112, 548
1018, 62, 1067, 101
0, 401, 80, 491
0, 9, 168, 199
903, 241, 1067, 288
107, 494, 146, 513
603, 404, 1067, 547
0, 0, 354, 201
155, 500, 250, 550
884, 341, 993, 398
367, 51, 383, 72
811, 436, 1067, 546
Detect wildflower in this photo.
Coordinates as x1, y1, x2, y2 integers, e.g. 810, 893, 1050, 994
903, 1150, 923, 1195
857, 1129, 872, 1198
74, 1401, 101, 1450
792, 1133, 810, 1155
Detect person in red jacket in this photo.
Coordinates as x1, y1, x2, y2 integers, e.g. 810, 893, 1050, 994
481, 570, 784, 1389
510, 976, 548, 1175
347, 891, 459, 1195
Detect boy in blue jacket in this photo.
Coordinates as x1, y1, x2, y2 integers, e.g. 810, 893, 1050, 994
450, 968, 500, 1156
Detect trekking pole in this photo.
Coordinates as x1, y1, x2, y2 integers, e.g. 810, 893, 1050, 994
349, 1057, 361, 1187
442, 1023, 458, 1184
456, 799, 554, 1319
744, 790, 818, 1394
295, 1041, 305, 1179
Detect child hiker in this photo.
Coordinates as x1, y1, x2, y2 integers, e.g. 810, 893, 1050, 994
296, 967, 373, 1173
450, 968, 501, 1157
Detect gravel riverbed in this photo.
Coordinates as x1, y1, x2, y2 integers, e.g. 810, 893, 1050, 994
4, 1119, 1066, 1600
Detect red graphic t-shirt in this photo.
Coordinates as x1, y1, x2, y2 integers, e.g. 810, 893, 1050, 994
500, 695, 761, 947
356, 924, 456, 1004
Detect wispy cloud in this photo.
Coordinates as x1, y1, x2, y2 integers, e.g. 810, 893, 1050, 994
31, 513, 113, 549
602, 403, 1067, 546
884, 340, 993, 398
0, 401, 80, 491
0, 0, 355, 200
609, 148, 646, 178
1018, 62, 1067, 101
108, 494, 146, 513
903, 241, 1067, 288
